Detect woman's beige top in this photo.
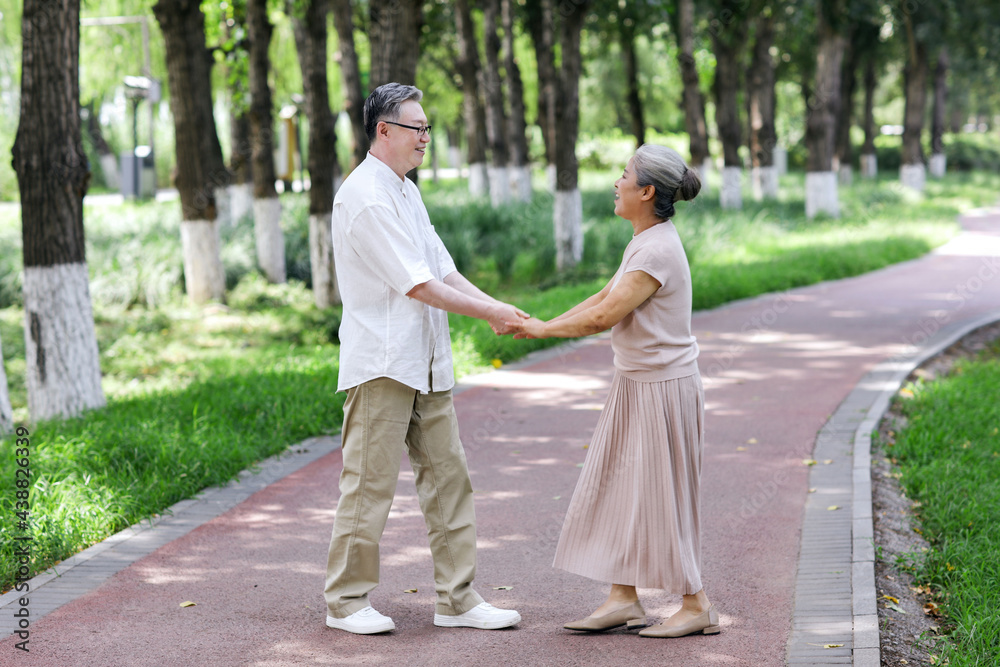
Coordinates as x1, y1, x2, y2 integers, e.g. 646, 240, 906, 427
609, 221, 699, 381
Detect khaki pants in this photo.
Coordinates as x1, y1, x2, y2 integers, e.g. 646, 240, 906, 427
324, 377, 483, 618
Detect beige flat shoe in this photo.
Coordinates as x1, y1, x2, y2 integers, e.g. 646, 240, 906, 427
639, 604, 720, 638
564, 601, 647, 632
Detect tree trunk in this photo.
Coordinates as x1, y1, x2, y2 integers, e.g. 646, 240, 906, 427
292, 0, 340, 308
620, 21, 645, 149
553, 0, 589, 271
369, 0, 421, 89
0, 333, 14, 432
481, 0, 510, 206
900, 12, 928, 191
835, 27, 858, 186
455, 0, 489, 196
676, 0, 710, 182
154, 0, 228, 303
929, 46, 948, 178
747, 11, 777, 199
804, 1, 845, 218
230, 110, 254, 222
860, 54, 877, 178
331, 0, 368, 171
710, 9, 747, 210
84, 99, 120, 191
502, 0, 532, 202
247, 0, 285, 283
13, 0, 105, 421
527, 0, 557, 186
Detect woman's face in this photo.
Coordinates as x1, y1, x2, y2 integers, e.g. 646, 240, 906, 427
614, 157, 649, 220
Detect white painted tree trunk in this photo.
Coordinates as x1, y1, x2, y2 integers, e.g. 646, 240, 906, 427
0, 335, 12, 433
860, 153, 877, 178
546, 163, 558, 193
448, 146, 463, 170
180, 219, 226, 303
309, 212, 339, 308
751, 166, 779, 200
23, 263, 106, 421
698, 158, 713, 195
805, 171, 840, 218
554, 188, 583, 271
720, 166, 743, 209
230, 183, 254, 224
254, 197, 286, 283
468, 162, 489, 197
838, 165, 853, 187
213, 186, 232, 227
99, 154, 120, 191
773, 145, 788, 175
509, 165, 532, 202
900, 163, 926, 192
929, 153, 946, 178
487, 165, 511, 207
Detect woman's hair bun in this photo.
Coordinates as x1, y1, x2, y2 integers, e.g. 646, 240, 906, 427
676, 167, 701, 202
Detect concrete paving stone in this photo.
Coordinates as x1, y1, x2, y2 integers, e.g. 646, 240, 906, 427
854, 613, 879, 649
853, 646, 881, 667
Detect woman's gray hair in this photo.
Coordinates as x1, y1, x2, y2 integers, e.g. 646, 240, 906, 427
631, 144, 701, 220
363, 83, 423, 143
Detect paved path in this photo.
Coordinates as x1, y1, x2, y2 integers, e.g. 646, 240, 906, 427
2, 208, 999, 666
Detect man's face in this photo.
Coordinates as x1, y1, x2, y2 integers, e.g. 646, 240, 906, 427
381, 100, 430, 175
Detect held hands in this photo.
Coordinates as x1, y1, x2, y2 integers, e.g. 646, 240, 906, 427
505, 316, 548, 339
488, 303, 530, 336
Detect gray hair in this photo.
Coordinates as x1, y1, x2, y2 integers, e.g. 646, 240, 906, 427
363, 83, 424, 143
631, 144, 701, 220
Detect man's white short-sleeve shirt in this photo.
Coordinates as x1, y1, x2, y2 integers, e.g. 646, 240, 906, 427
331, 153, 457, 393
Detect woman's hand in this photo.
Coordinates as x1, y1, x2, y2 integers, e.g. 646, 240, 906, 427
506, 316, 548, 339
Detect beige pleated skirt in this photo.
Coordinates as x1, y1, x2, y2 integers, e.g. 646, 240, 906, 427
552, 370, 705, 594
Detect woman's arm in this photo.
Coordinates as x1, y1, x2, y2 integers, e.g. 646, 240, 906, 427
546, 275, 617, 324
509, 270, 661, 339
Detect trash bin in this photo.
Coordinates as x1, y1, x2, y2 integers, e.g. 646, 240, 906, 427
120, 146, 156, 199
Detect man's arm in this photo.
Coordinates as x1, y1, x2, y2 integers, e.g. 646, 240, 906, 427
407, 279, 525, 335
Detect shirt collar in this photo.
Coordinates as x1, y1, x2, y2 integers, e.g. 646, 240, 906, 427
366, 152, 408, 193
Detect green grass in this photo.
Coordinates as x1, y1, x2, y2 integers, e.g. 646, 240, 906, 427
0, 167, 997, 592
885, 340, 1000, 665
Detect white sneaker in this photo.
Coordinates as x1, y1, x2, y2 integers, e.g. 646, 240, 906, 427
326, 606, 395, 634
434, 602, 521, 630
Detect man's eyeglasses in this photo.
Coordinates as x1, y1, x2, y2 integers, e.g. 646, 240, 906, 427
383, 120, 433, 137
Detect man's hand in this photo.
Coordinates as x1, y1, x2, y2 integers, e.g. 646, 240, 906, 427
488, 303, 529, 335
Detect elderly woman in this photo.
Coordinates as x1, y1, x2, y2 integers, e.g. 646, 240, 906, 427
507, 145, 717, 638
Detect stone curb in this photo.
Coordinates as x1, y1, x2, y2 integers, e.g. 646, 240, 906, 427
784, 310, 1000, 666
0, 435, 341, 637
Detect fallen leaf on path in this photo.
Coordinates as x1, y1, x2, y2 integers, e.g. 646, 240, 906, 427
823, 644, 844, 649
884, 601, 906, 614
553, 496, 561, 500
404, 589, 418, 594
823, 459, 834, 464
747, 438, 757, 444
827, 505, 840, 511
808, 488, 817, 493
736, 446, 747, 452
882, 595, 899, 604
493, 586, 513, 590
180, 601, 197, 608
803, 459, 817, 466
923, 601, 940, 616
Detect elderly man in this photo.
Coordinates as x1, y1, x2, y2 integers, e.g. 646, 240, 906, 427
324, 83, 524, 635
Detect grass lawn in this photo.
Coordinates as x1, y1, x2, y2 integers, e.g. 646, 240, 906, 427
884, 338, 1000, 665
0, 167, 998, 591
